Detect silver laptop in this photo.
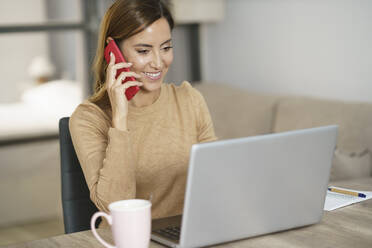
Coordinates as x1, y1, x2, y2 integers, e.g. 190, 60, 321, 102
151, 125, 338, 248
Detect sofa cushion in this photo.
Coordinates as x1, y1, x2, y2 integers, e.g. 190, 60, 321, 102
273, 96, 372, 179
331, 149, 371, 181
194, 82, 280, 140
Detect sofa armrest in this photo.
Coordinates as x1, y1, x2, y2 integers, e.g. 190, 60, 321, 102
273, 96, 372, 180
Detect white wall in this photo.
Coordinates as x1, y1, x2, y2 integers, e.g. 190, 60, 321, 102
0, 0, 48, 103
201, 0, 372, 102
166, 25, 195, 84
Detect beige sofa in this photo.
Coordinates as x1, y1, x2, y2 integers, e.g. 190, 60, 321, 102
194, 82, 372, 182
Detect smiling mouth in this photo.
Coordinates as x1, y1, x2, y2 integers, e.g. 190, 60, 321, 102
143, 71, 162, 81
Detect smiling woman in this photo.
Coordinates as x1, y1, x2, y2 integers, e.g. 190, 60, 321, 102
69, 0, 217, 229
110, 17, 174, 100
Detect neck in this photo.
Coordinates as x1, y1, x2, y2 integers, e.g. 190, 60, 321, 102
130, 87, 161, 108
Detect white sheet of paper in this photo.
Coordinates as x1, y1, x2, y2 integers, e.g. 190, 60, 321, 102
324, 186, 372, 211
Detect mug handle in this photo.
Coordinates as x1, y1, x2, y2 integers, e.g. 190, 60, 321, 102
91, 212, 116, 248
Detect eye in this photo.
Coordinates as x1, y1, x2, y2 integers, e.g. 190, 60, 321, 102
163, 46, 173, 52
136, 49, 149, 55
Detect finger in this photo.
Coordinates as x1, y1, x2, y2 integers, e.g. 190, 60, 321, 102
112, 62, 132, 70
122, 81, 143, 89
113, 81, 143, 93
106, 53, 116, 86
109, 52, 115, 66
111, 81, 143, 98
117, 71, 142, 81
113, 72, 142, 88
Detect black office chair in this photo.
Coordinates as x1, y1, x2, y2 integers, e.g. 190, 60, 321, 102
59, 117, 100, 234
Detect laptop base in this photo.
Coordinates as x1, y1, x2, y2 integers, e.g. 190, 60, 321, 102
151, 215, 182, 248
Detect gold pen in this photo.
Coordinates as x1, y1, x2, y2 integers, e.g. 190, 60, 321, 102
328, 187, 366, 198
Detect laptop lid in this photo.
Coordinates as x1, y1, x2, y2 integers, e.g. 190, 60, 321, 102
179, 125, 337, 248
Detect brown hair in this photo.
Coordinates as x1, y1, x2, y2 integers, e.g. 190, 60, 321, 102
89, 0, 174, 108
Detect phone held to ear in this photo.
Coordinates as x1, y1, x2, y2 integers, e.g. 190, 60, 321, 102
104, 39, 139, 101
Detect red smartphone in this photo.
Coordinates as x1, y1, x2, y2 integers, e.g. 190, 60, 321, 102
104, 39, 139, 101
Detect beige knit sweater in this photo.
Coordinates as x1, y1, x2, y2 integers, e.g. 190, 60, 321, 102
69, 81, 217, 226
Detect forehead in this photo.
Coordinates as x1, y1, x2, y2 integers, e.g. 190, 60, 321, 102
125, 18, 172, 46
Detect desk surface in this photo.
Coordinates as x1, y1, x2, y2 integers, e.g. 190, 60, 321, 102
5, 178, 372, 248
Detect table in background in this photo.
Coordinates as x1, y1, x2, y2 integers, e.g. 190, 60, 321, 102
5, 178, 372, 248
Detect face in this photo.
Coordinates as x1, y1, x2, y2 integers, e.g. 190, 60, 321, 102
119, 18, 173, 93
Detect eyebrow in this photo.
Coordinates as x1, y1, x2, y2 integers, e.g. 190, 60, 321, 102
134, 39, 172, 48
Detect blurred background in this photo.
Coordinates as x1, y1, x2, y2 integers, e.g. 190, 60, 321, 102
0, 0, 371, 246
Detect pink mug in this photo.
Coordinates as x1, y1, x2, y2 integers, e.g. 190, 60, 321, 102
91, 199, 152, 248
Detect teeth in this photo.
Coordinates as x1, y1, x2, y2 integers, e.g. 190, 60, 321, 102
144, 72, 161, 77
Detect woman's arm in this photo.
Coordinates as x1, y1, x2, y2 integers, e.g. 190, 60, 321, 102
69, 104, 136, 213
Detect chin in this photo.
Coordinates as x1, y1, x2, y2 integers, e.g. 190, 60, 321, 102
141, 80, 162, 92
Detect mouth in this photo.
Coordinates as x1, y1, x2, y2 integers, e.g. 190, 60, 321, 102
143, 71, 162, 81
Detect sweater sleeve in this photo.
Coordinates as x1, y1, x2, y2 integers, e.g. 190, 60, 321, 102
188, 85, 218, 143
69, 103, 136, 213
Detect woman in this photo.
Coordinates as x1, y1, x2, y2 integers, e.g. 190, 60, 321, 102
69, 0, 217, 227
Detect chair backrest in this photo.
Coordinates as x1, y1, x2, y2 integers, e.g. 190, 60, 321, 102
59, 117, 100, 234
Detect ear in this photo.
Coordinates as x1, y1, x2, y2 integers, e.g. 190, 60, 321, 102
106, 36, 113, 44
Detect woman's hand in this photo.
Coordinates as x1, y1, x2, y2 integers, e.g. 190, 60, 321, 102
106, 52, 143, 131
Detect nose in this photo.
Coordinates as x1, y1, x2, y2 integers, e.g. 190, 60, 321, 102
150, 50, 163, 70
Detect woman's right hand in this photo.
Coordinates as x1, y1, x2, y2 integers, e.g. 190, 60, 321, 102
106, 52, 143, 131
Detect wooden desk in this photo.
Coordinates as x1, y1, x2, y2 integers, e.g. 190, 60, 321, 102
5, 178, 372, 248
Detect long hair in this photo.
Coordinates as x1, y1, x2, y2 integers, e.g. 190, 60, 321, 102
89, 0, 174, 108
